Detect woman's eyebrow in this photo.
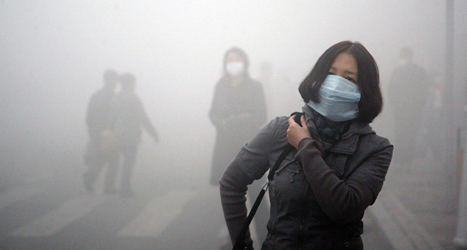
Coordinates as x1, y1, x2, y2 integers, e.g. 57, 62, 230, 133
329, 67, 357, 76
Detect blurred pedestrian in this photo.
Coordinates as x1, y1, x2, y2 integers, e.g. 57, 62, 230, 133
109, 73, 159, 197
209, 47, 268, 246
388, 47, 431, 165
83, 69, 119, 194
220, 41, 393, 249
209, 47, 267, 185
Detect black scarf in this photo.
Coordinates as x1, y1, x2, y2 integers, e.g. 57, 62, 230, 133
311, 109, 351, 146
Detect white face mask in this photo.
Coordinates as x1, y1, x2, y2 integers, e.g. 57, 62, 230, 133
226, 62, 245, 77
307, 74, 361, 122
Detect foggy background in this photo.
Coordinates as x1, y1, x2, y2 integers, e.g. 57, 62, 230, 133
1, 0, 467, 204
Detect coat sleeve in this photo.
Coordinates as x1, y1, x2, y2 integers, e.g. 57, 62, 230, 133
86, 93, 100, 139
219, 117, 280, 247
209, 81, 226, 129
294, 137, 393, 224
136, 97, 158, 140
250, 81, 267, 129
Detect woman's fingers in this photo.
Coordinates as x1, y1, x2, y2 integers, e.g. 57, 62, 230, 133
287, 115, 312, 148
288, 115, 297, 126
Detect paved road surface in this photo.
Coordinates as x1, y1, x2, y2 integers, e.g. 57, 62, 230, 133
0, 168, 392, 250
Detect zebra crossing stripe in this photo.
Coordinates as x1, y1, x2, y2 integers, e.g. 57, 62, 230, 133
118, 189, 196, 237
0, 186, 42, 211
10, 194, 111, 237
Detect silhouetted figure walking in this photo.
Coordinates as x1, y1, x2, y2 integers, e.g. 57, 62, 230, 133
83, 69, 119, 194
388, 47, 430, 165
109, 73, 159, 197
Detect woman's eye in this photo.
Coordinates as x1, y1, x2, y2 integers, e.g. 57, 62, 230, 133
346, 77, 355, 83
328, 72, 334, 75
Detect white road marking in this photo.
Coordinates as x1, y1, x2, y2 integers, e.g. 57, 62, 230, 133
11, 194, 111, 237
0, 186, 42, 211
118, 189, 196, 237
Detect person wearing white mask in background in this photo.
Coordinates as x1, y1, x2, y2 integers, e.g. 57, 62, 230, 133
220, 41, 393, 250
209, 47, 268, 247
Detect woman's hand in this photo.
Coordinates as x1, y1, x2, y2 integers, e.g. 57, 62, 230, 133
287, 115, 312, 149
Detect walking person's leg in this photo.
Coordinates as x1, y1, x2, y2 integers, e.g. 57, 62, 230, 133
83, 139, 106, 193
119, 145, 138, 197
103, 151, 119, 194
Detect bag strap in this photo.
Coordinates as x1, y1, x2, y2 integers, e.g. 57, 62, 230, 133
233, 112, 303, 250
268, 111, 303, 182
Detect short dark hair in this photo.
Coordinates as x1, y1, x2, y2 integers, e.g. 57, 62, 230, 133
119, 73, 136, 90
399, 46, 413, 61
103, 69, 118, 86
298, 41, 382, 123
223, 47, 250, 75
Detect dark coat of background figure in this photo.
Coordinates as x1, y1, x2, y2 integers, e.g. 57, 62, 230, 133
209, 75, 267, 186
209, 47, 268, 248
388, 47, 431, 165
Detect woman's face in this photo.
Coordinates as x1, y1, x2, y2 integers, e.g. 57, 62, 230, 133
329, 52, 358, 84
225, 52, 244, 65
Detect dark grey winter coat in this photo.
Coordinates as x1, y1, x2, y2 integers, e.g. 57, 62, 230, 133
220, 105, 393, 250
209, 75, 267, 186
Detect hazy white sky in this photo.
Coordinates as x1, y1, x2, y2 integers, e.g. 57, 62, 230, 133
1, 0, 466, 177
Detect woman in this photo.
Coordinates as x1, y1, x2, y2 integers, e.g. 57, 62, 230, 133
220, 41, 393, 250
209, 47, 267, 186
210, 47, 269, 245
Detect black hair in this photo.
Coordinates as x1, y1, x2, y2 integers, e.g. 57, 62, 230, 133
298, 41, 382, 123
103, 69, 118, 86
119, 73, 136, 90
223, 47, 250, 75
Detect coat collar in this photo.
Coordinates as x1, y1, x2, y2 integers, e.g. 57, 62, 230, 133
302, 104, 374, 155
